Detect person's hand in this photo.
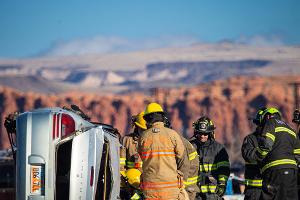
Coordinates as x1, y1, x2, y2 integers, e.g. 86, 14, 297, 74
216, 184, 226, 197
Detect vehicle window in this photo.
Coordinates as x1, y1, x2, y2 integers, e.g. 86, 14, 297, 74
95, 139, 112, 199
55, 140, 72, 200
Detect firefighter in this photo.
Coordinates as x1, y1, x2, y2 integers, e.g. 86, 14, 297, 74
164, 116, 200, 200
241, 107, 266, 200
120, 112, 147, 199
190, 116, 230, 200
138, 102, 189, 199
292, 109, 300, 199
256, 107, 298, 200
120, 169, 144, 200
120, 111, 147, 172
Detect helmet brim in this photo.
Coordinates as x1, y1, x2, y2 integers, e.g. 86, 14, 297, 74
195, 127, 216, 133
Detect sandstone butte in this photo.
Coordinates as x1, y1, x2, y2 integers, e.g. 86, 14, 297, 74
0, 75, 299, 163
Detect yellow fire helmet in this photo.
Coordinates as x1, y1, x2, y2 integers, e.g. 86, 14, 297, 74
144, 102, 164, 116
133, 111, 147, 130
259, 107, 282, 124
126, 168, 141, 189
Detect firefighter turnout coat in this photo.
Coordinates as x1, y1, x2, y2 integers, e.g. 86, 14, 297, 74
256, 118, 298, 174
296, 130, 300, 199
120, 133, 143, 173
138, 122, 188, 199
190, 138, 230, 196
241, 129, 262, 200
181, 137, 200, 200
256, 118, 299, 200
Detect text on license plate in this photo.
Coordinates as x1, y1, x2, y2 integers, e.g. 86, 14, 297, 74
30, 165, 44, 195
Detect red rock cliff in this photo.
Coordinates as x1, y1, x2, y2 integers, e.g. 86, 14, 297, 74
1, 75, 299, 163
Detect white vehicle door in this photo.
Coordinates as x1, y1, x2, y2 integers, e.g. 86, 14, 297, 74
69, 127, 104, 200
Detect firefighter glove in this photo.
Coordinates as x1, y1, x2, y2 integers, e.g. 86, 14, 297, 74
216, 184, 226, 197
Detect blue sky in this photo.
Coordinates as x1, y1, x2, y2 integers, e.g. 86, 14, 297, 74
0, 0, 299, 58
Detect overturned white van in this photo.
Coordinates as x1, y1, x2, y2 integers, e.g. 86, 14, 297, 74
15, 107, 121, 200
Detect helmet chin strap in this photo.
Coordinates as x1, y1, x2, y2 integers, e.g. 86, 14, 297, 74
134, 127, 139, 135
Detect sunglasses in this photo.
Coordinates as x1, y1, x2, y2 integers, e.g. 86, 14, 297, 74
195, 131, 209, 136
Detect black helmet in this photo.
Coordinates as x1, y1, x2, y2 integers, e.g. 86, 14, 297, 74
193, 116, 216, 134
293, 109, 300, 124
252, 107, 267, 126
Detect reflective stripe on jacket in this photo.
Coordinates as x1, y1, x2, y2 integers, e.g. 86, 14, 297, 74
138, 122, 187, 199
190, 138, 230, 193
120, 146, 126, 174
122, 133, 143, 171
180, 137, 200, 199
244, 179, 262, 187
256, 119, 298, 174
241, 130, 262, 188
200, 185, 217, 193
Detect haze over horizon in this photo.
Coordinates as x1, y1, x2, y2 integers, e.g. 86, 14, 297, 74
0, 0, 299, 58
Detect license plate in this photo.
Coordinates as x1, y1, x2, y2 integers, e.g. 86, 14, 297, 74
30, 165, 44, 195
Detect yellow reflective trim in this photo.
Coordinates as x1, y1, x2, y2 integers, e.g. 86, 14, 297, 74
218, 175, 228, 182
294, 149, 300, 154
185, 175, 203, 186
275, 127, 296, 138
120, 158, 126, 165
200, 185, 217, 193
126, 161, 143, 168
130, 193, 141, 200
262, 159, 297, 173
200, 164, 214, 172
219, 177, 226, 182
200, 161, 230, 172
120, 171, 126, 177
126, 161, 135, 168
187, 176, 199, 181
189, 151, 198, 160
217, 161, 230, 168
244, 179, 262, 187
265, 132, 275, 141
184, 176, 199, 186
257, 148, 268, 156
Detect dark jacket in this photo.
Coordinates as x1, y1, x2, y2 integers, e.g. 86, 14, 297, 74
190, 138, 230, 194
241, 129, 262, 188
256, 118, 298, 174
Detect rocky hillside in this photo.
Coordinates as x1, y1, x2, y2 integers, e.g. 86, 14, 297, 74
1, 75, 299, 163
